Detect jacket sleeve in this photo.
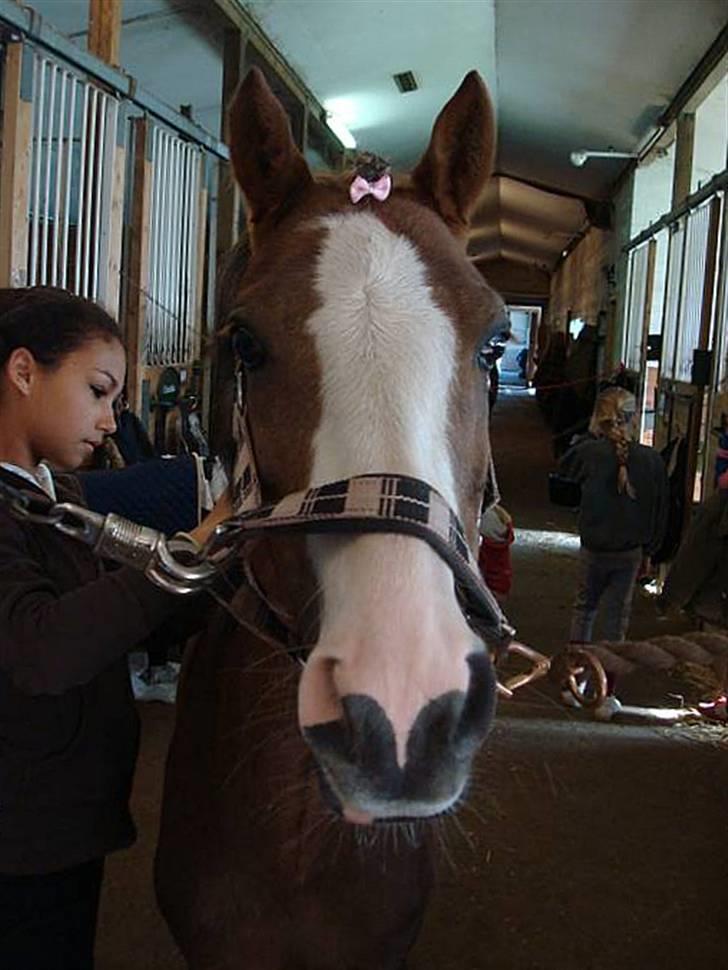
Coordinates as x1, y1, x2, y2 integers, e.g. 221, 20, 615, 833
661, 497, 721, 609
645, 455, 669, 557
0, 511, 189, 696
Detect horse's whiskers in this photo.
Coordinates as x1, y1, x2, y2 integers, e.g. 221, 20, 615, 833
217, 724, 297, 790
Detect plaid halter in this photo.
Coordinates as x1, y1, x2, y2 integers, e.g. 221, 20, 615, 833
223, 366, 515, 654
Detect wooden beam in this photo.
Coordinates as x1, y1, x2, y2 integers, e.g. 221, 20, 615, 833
0, 42, 33, 288
125, 117, 152, 415
88, 0, 122, 68
671, 112, 695, 209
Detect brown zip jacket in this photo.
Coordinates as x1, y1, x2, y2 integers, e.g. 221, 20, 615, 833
0, 467, 180, 874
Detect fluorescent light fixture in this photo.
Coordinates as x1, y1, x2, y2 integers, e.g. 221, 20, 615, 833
570, 149, 639, 167
324, 98, 357, 149
326, 112, 356, 149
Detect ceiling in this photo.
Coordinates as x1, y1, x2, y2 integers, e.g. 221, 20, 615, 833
19, 0, 728, 270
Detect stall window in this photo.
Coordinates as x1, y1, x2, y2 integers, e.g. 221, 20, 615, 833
691, 73, 727, 194
674, 199, 717, 383
631, 136, 676, 238
623, 242, 652, 371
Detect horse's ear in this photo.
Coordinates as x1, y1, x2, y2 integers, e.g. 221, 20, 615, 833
227, 67, 312, 228
412, 71, 495, 236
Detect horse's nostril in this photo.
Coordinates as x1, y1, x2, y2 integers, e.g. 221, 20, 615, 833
340, 695, 397, 775
454, 652, 498, 751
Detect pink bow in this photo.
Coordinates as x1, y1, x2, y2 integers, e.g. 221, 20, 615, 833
349, 173, 392, 204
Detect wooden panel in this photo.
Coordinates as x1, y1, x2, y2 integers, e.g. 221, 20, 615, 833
0, 42, 32, 287
125, 118, 152, 415
88, 0, 122, 68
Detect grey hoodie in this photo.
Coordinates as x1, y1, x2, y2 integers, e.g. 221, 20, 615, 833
559, 436, 668, 556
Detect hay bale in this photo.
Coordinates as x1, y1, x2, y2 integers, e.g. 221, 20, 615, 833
602, 638, 676, 671
682, 631, 728, 657
588, 644, 636, 677
648, 635, 715, 666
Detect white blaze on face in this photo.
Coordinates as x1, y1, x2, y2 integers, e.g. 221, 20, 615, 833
308, 212, 458, 506
300, 212, 476, 771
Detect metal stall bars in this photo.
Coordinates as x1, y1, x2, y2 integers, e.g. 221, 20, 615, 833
25, 45, 124, 312
144, 122, 204, 369
655, 194, 722, 498
622, 240, 657, 442
674, 198, 721, 384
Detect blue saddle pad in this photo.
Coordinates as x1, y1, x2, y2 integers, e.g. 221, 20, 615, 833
79, 456, 200, 537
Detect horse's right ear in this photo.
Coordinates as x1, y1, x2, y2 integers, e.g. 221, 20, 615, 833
227, 67, 312, 229
412, 72, 495, 237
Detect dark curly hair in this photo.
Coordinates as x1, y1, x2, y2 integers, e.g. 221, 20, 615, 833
0, 287, 123, 370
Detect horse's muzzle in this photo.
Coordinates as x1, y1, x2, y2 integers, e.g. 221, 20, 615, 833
303, 652, 497, 823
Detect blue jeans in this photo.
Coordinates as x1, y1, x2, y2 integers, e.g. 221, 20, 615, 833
570, 547, 642, 643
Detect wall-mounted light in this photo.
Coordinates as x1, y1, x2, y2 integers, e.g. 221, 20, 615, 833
326, 112, 356, 149
570, 149, 639, 167
324, 98, 357, 149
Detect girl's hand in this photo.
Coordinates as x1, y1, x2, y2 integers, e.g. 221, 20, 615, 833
189, 489, 234, 546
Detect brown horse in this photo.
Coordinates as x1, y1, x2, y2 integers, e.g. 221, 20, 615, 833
155, 68, 508, 969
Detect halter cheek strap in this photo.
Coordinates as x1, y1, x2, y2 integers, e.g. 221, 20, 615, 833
231, 364, 261, 513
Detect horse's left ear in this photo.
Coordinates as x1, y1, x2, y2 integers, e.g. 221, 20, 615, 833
227, 67, 313, 231
412, 72, 495, 236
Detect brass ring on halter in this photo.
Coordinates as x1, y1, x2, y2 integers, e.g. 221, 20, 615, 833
564, 648, 608, 708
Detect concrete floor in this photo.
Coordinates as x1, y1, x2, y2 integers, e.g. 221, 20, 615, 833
96, 388, 728, 970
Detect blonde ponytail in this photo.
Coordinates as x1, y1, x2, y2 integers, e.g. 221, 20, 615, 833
589, 388, 638, 499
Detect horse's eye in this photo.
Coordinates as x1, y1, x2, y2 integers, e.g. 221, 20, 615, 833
477, 326, 510, 371
232, 326, 266, 370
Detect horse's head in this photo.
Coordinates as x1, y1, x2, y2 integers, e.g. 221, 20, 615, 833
218, 68, 508, 825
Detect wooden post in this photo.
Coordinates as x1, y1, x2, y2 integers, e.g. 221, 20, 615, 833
201, 160, 218, 432
635, 240, 657, 437
194, 171, 208, 360
671, 113, 695, 209
105, 109, 126, 317
0, 42, 33, 288
684, 196, 722, 504
88, 0, 123, 68
125, 117, 152, 415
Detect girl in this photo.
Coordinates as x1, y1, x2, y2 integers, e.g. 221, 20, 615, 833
0, 291, 230, 968
559, 387, 668, 719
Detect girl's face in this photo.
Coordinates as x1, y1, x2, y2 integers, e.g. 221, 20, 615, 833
25, 337, 126, 470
